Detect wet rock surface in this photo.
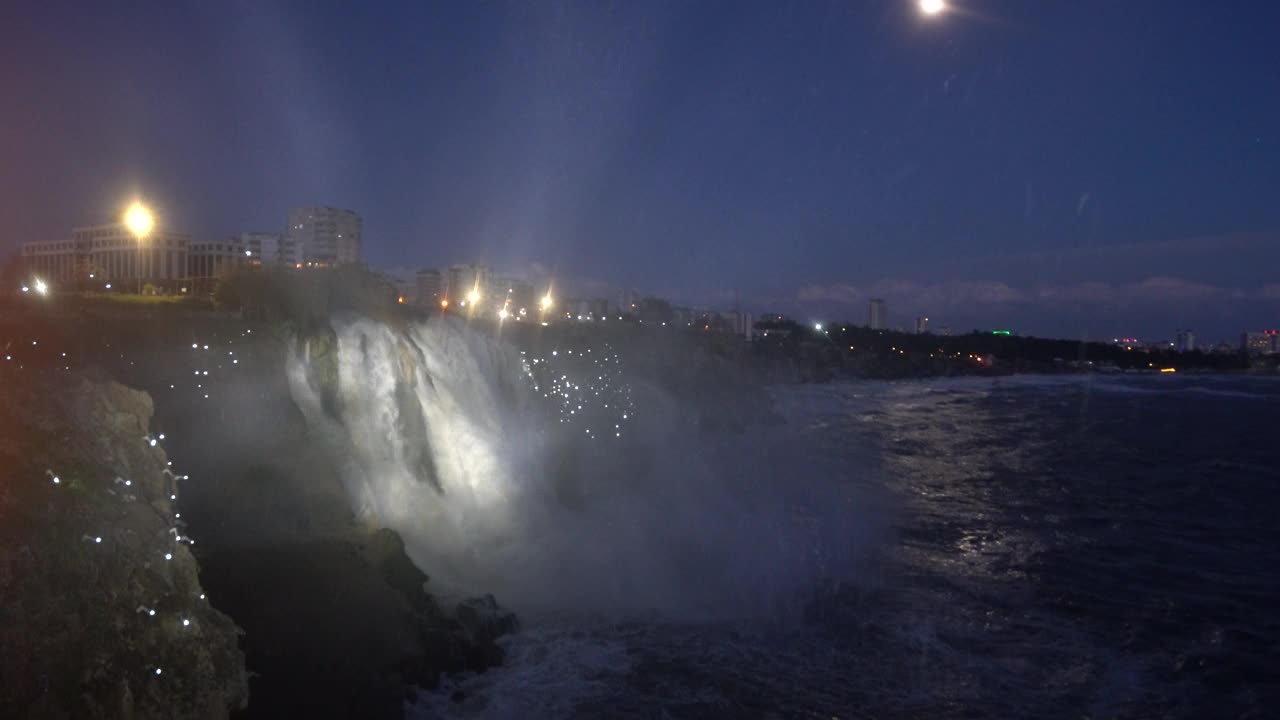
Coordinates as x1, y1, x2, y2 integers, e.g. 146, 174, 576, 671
0, 368, 249, 719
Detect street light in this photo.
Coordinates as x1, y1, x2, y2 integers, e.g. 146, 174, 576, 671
919, 0, 946, 16
124, 202, 154, 238
124, 201, 154, 294
540, 293, 553, 310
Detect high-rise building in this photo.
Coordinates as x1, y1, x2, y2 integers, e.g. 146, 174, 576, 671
22, 222, 191, 288
416, 269, 443, 307
1175, 329, 1196, 353
869, 298, 887, 329
286, 206, 362, 266
915, 316, 929, 334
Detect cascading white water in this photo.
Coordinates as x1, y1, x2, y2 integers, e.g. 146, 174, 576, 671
286, 314, 867, 617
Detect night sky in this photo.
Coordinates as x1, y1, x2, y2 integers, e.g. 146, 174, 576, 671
3, 1, 1278, 340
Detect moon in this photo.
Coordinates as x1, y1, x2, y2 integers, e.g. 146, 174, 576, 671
919, 0, 946, 16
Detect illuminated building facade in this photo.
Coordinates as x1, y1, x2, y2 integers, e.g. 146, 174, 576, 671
22, 222, 191, 287
1241, 330, 1278, 355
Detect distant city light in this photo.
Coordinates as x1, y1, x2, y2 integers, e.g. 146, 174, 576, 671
244, 249, 252, 256
541, 294, 553, 310
498, 307, 509, 320
467, 288, 481, 304
440, 298, 449, 309
992, 330, 1012, 335
33, 277, 48, 296
814, 323, 823, 331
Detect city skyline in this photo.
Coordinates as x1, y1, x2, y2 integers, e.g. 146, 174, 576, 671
2, 1, 1278, 338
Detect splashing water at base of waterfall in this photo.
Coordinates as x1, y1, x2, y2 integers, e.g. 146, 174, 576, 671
286, 315, 869, 616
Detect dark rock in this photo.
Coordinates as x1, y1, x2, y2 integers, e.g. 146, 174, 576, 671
456, 594, 520, 644
0, 368, 248, 719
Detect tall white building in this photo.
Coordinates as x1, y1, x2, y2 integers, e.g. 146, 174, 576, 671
22, 222, 191, 287
1175, 329, 1196, 353
287, 207, 362, 266
869, 298, 887, 330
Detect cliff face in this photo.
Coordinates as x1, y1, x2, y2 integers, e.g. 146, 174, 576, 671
0, 368, 248, 718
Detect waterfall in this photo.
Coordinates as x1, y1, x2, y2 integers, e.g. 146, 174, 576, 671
286, 314, 864, 617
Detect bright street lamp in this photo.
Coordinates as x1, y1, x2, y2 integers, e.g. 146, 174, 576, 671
919, 0, 946, 16
124, 201, 154, 294
124, 202, 154, 238
540, 294, 553, 310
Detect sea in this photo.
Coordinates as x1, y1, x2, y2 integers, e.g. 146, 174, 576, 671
408, 373, 1279, 719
